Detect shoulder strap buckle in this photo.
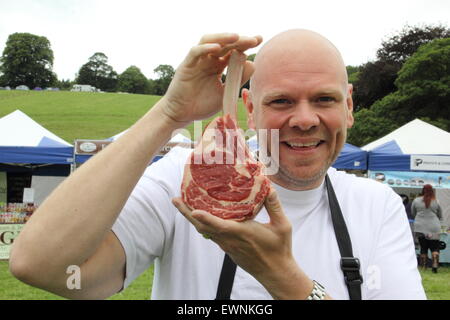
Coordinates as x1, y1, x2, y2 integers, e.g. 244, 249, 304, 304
340, 257, 363, 285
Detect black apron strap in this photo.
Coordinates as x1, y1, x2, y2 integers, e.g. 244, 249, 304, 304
215, 174, 363, 300
325, 175, 363, 300
215, 253, 237, 300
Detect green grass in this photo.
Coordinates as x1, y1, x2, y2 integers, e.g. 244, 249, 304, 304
419, 266, 450, 300
0, 260, 449, 300
0, 260, 153, 300
0, 90, 250, 143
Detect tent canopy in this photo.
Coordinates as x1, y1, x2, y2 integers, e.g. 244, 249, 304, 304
0, 110, 73, 164
332, 143, 367, 170
363, 119, 450, 154
363, 119, 450, 172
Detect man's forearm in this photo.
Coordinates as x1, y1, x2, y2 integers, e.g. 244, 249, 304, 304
10, 99, 185, 276
257, 259, 333, 300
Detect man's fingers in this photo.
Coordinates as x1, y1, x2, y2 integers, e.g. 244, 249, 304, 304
183, 43, 222, 67
172, 198, 221, 235
241, 60, 255, 86
172, 197, 243, 237
172, 197, 202, 229
191, 210, 240, 234
183, 34, 262, 70
215, 35, 263, 57
199, 33, 239, 45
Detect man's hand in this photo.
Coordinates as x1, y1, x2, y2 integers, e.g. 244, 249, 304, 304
172, 190, 317, 299
160, 33, 263, 126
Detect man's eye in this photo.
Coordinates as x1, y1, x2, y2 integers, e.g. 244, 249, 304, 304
317, 96, 335, 102
271, 99, 290, 104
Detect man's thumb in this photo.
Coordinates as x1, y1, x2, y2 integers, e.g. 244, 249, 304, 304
264, 190, 285, 224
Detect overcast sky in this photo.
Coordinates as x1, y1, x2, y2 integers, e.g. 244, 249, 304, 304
0, 0, 449, 81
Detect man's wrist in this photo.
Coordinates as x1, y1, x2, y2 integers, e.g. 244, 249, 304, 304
257, 260, 315, 300
149, 97, 191, 130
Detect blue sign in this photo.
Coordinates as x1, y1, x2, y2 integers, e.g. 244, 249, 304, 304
368, 170, 450, 189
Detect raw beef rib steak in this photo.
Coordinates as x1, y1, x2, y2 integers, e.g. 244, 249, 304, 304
181, 114, 270, 221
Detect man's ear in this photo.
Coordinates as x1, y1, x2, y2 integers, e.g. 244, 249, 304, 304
346, 84, 354, 129
242, 88, 256, 130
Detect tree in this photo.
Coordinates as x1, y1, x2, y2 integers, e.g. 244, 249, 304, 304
347, 109, 397, 147
388, 38, 450, 128
352, 60, 399, 111
76, 52, 118, 92
147, 78, 158, 95
240, 54, 257, 93
0, 32, 57, 88
117, 66, 149, 94
377, 24, 450, 64
349, 37, 450, 145
56, 78, 74, 91
152, 64, 175, 95
353, 24, 450, 110
346, 65, 360, 85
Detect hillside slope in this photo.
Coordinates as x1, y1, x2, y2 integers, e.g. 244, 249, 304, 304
0, 91, 249, 143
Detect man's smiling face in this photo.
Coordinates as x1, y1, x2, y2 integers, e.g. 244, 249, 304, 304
243, 30, 354, 190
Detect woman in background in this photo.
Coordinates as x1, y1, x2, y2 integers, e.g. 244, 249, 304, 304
412, 184, 443, 273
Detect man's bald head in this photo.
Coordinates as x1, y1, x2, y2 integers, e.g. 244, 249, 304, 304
250, 29, 348, 92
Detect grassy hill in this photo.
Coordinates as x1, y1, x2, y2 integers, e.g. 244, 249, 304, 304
0, 90, 250, 143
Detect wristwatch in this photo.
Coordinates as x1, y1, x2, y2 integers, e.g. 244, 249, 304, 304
306, 280, 326, 300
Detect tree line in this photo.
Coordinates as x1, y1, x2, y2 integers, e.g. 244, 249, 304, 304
0, 25, 449, 146
0, 32, 175, 95
346, 24, 450, 146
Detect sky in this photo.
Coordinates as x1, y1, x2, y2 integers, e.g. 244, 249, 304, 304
0, 0, 449, 81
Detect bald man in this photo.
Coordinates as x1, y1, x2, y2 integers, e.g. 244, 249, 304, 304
243, 29, 354, 190
10, 31, 426, 300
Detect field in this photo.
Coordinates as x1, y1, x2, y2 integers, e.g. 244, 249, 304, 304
1, 90, 449, 300
0, 260, 448, 300
0, 90, 250, 142
0, 260, 152, 300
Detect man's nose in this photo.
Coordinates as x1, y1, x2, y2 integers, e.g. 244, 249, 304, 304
288, 102, 320, 131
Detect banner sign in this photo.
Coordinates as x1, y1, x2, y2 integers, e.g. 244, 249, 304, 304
369, 170, 450, 188
74, 139, 112, 155
74, 139, 193, 158
411, 155, 450, 172
0, 224, 24, 260
158, 141, 193, 156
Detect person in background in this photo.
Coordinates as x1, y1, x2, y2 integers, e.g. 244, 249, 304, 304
400, 194, 413, 219
411, 184, 443, 273
400, 194, 414, 239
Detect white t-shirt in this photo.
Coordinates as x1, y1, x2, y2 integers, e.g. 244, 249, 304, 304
112, 147, 426, 300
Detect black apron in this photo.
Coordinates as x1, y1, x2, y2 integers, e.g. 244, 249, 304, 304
215, 174, 363, 300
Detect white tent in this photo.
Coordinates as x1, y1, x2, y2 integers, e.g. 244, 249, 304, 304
0, 110, 72, 204
362, 118, 450, 154
0, 110, 71, 147
362, 119, 450, 259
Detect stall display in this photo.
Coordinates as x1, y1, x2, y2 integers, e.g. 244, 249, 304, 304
363, 119, 450, 263
0, 202, 37, 224
0, 202, 37, 260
